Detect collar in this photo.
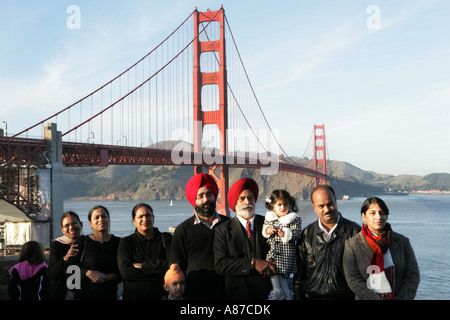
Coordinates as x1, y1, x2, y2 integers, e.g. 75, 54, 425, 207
237, 214, 255, 231
265, 211, 299, 224
134, 228, 161, 241
9, 260, 48, 279
194, 211, 222, 229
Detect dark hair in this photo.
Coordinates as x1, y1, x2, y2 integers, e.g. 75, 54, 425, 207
60, 210, 82, 227
17, 241, 46, 265
88, 205, 110, 221
361, 197, 390, 216
265, 190, 298, 213
310, 185, 336, 203
131, 203, 154, 219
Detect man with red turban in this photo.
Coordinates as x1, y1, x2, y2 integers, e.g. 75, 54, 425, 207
214, 177, 276, 299
169, 173, 229, 299
226, 177, 259, 213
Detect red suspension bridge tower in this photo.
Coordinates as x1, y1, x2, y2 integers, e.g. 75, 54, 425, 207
314, 124, 327, 187
193, 7, 229, 216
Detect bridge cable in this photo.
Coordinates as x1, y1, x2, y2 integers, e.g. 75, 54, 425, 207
224, 14, 297, 165
198, 19, 271, 156
299, 127, 314, 161
59, 10, 221, 138
12, 10, 197, 138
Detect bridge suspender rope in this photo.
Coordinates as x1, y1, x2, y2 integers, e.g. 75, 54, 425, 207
11, 10, 197, 140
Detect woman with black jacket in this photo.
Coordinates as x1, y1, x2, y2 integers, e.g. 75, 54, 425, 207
67, 205, 121, 300
117, 203, 172, 300
47, 211, 83, 299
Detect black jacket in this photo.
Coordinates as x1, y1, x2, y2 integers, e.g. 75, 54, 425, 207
9, 266, 49, 300
47, 240, 71, 299
117, 228, 172, 300
67, 234, 121, 300
294, 214, 360, 300
214, 215, 272, 300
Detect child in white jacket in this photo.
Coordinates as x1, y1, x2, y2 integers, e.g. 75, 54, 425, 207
263, 190, 302, 300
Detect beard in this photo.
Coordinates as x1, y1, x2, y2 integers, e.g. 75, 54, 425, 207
236, 205, 255, 219
195, 201, 216, 217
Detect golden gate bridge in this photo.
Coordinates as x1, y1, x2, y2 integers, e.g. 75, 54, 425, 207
0, 7, 328, 243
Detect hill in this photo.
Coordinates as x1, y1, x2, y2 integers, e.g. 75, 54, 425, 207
327, 161, 450, 192
62, 139, 449, 201
62, 159, 450, 202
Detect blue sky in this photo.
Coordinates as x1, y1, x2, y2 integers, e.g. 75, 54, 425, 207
1, 0, 449, 176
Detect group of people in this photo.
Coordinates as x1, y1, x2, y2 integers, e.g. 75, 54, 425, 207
7, 173, 420, 301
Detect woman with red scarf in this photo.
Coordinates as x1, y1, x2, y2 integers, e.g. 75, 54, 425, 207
343, 197, 420, 300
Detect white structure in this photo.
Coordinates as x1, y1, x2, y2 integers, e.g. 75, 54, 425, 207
0, 200, 50, 247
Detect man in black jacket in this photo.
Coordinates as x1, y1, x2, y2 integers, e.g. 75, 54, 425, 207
214, 178, 276, 300
293, 185, 360, 300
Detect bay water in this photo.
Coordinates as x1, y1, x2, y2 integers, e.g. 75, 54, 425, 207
64, 193, 450, 300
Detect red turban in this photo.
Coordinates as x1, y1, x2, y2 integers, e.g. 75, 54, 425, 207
185, 173, 218, 207
227, 178, 259, 212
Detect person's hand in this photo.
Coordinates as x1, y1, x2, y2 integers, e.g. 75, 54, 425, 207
277, 229, 285, 238
266, 258, 277, 276
63, 243, 79, 261
254, 258, 277, 277
266, 227, 277, 235
86, 270, 105, 283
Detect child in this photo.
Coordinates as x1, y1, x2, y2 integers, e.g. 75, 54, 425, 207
8, 241, 49, 300
262, 190, 302, 300
162, 263, 187, 300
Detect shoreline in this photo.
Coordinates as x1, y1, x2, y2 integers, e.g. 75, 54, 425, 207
410, 191, 450, 195
65, 192, 450, 203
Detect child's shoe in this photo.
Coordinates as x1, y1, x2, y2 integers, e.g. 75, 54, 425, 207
267, 289, 286, 300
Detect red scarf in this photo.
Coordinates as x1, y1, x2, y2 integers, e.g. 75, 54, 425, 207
362, 223, 395, 299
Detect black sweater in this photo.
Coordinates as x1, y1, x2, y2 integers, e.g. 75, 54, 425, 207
47, 240, 71, 299
67, 235, 121, 300
169, 214, 229, 299
117, 228, 172, 300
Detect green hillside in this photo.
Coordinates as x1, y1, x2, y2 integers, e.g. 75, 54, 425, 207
62, 157, 449, 201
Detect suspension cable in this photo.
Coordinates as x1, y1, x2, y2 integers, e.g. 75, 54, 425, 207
62, 9, 221, 137
13, 9, 197, 138
224, 14, 297, 164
